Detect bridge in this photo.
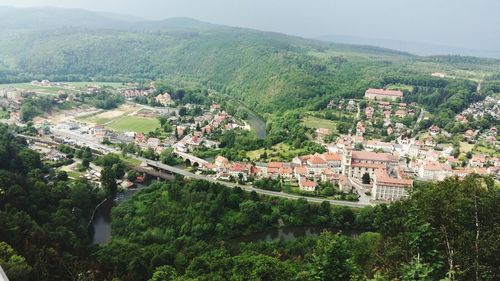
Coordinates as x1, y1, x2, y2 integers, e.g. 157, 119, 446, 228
172, 150, 208, 167
128, 164, 175, 180
17, 132, 373, 208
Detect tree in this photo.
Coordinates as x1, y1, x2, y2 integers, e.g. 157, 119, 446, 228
56, 170, 68, 181
362, 173, 371, 184
82, 158, 90, 169
400, 256, 435, 281
0, 242, 33, 281
306, 232, 357, 281
231, 254, 295, 281
355, 143, 364, 151
101, 166, 117, 197
149, 265, 177, 281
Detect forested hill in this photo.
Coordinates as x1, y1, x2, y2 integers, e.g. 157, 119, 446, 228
1, 6, 500, 113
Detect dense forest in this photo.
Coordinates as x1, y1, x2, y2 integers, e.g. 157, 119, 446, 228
0, 122, 498, 280
1, 7, 499, 117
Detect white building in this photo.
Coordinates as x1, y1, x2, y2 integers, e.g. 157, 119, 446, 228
372, 169, 413, 202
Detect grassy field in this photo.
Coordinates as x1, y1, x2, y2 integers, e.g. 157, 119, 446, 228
0, 83, 73, 95
78, 104, 160, 133
122, 156, 143, 166
0, 110, 9, 119
474, 143, 500, 157
106, 116, 160, 133
247, 142, 307, 161
66, 170, 83, 179
302, 116, 337, 131
386, 84, 414, 92
65, 82, 127, 88
0, 81, 127, 95
460, 142, 475, 153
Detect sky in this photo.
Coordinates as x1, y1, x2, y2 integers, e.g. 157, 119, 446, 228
1, 0, 500, 54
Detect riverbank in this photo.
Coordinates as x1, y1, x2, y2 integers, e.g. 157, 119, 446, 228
90, 184, 148, 244
228, 225, 364, 244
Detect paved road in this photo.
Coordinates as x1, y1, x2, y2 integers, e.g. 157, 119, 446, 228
348, 178, 371, 205
40, 129, 374, 208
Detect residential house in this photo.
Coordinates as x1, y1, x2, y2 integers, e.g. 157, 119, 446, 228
306, 155, 328, 176
155, 93, 174, 106
299, 178, 317, 192
147, 138, 161, 148
419, 162, 452, 181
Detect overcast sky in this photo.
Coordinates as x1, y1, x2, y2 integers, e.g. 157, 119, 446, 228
2, 0, 500, 52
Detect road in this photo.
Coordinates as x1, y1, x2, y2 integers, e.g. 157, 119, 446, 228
40, 129, 373, 208
348, 178, 371, 205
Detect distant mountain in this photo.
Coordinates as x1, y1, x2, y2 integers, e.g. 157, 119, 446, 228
316, 34, 500, 59
0, 6, 131, 30
0, 6, 499, 114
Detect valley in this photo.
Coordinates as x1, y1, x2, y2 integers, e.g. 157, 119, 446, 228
0, 5, 499, 281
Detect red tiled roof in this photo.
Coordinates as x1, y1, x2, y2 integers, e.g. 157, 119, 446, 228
268, 162, 283, 168
308, 156, 327, 165
322, 153, 341, 161
365, 88, 403, 97
268, 167, 279, 174
352, 151, 393, 162
300, 180, 317, 188
375, 169, 413, 186
294, 166, 307, 174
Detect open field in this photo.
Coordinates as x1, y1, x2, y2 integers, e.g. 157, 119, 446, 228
474, 143, 500, 157
78, 104, 141, 123
78, 104, 160, 133
460, 142, 475, 153
0, 83, 76, 95
247, 142, 307, 161
65, 82, 128, 88
386, 84, 414, 92
0, 81, 127, 95
106, 116, 160, 133
302, 116, 337, 131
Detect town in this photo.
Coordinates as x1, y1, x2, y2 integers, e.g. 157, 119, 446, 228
2, 81, 498, 205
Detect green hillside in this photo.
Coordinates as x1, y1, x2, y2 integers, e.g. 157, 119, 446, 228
0, 7, 499, 115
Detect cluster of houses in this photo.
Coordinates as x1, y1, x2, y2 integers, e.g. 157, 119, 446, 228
201, 144, 414, 202
87, 103, 241, 157
0, 87, 27, 123
173, 104, 242, 153
121, 89, 152, 100
460, 96, 499, 121
201, 127, 500, 202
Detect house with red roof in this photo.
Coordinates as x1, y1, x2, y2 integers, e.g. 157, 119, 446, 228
364, 88, 403, 101
419, 161, 452, 181
306, 155, 328, 176
299, 178, 317, 192
294, 166, 308, 181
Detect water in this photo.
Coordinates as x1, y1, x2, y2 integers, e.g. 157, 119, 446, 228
246, 111, 267, 139
91, 185, 145, 245
229, 226, 361, 244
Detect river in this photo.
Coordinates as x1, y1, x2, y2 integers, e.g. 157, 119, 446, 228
91, 185, 146, 244
245, 110, 267, 139
229, 226, 362, 244
92, 185, 361, 245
